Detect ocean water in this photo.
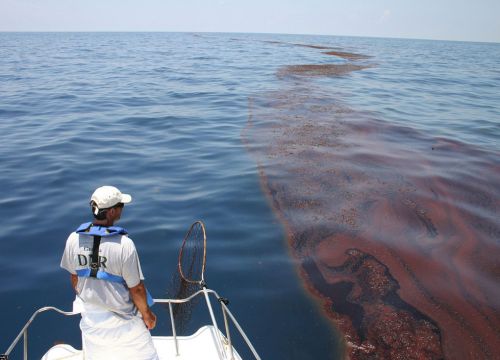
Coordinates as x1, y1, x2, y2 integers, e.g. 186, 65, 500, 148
0, 32, 499, 359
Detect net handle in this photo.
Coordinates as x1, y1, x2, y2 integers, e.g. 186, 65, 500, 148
177, 220, 207, 285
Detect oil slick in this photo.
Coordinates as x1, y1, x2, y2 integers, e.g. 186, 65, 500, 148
244, 43, 500, 359
278, 64, 372, 78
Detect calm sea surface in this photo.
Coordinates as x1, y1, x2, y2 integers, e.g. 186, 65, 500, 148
0, 32, 499, 359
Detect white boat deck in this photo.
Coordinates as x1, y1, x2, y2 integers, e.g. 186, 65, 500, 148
154, 325, 242, 360
41, 325, 242, 360
40, 344, 82, 360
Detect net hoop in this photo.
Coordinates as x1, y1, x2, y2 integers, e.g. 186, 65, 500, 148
177, 220, 207, 285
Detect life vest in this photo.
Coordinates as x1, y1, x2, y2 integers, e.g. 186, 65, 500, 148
76, 222, 129, 237
75, 222, 154, 306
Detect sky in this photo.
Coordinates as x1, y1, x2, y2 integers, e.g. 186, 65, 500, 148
1, 0, 499, 43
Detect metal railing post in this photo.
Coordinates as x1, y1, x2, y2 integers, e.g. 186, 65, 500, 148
168, 302, 179, 356
220, 302, 261, 360
203, 288, 227, 360
23, 330, 28, 360
221, 304, 234, 360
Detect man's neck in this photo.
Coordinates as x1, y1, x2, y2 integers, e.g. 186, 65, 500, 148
93, 220, 114, 227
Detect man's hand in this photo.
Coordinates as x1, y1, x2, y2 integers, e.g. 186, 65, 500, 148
142, 308, 157, 330
129, 281, 156, 330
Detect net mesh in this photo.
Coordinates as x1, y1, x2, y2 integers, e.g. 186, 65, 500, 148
166, 221, 207, 334
178, 221, 206, 284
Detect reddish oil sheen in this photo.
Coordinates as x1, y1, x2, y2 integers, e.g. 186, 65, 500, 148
244, 88, 500, 359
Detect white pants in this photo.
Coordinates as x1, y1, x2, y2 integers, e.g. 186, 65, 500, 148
80, 307, 159, 360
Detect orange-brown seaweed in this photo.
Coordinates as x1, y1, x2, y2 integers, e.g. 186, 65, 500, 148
243, 85, 500, 359
263, 40, 370, 61
322, 51, 372, 61
278, 64, 372, 78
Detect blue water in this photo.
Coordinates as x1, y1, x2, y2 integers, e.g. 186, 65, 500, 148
0, 32, 499, 359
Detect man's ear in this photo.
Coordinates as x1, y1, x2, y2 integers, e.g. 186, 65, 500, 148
106, 208, 115, 218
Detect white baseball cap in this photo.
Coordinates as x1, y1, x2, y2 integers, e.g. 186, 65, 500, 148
90, 186, 132, 213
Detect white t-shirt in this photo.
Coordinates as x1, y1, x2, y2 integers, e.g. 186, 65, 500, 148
60, 231, 145, 316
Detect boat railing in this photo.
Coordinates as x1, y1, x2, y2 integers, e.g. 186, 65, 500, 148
1, 288, 261, 360
1, 306, 79, 360
154, 288, 262, 360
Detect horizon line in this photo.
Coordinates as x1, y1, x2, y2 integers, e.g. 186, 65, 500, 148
1, 30, 498, 45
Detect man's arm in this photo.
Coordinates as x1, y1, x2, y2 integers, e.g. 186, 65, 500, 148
70, 274, 78, 293
129, 281, 157, 330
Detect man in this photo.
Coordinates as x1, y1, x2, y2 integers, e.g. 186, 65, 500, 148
61, 185, 159, 360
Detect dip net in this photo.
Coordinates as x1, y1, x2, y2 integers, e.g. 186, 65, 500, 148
167, 221, 207, 333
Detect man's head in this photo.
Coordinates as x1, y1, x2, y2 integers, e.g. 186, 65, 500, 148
90, 186, 132, 224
